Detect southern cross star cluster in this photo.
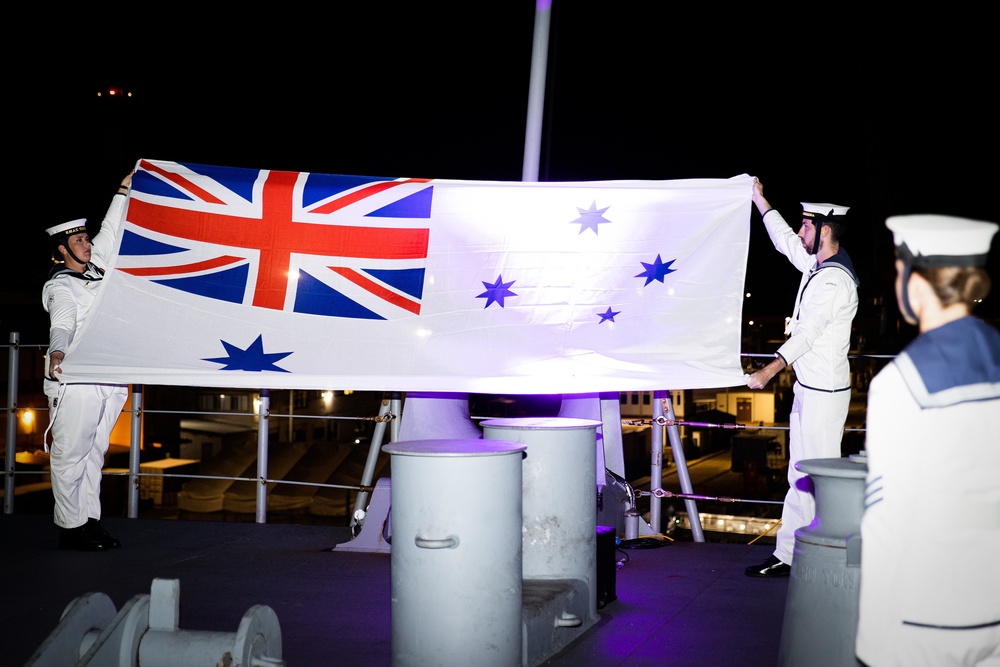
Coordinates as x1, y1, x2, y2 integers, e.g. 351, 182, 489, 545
207, 198, 677, 372
476, 200, 677, 309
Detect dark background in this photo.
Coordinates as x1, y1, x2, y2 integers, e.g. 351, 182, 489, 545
8, 4, 998, 349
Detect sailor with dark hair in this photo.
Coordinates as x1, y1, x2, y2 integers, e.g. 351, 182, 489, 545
42, 172, 132, 551
743, 177, 860, 578
856, 214, 1000, 666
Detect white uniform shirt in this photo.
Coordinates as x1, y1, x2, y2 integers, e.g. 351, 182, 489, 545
762, 209, 859, 391
856, 316, 1000, 666
42, 193, 128, 394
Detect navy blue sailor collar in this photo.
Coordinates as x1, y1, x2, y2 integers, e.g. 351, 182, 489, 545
47, 262, 106, 281
816, 248, 860, 287
896, 316, 1000, 408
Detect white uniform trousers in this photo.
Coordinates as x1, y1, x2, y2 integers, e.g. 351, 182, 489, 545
47, 383, 128, 529
773, 381, 851, 564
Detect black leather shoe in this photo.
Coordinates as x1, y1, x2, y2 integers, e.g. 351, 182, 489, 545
86, 519, 122, 549
59, 525, 106, 551
744, 555, 790, 578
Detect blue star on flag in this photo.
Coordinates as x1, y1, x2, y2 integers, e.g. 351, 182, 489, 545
598, 307, 621, 323
203, 334, 292, 372
477, 275, 518, 309
570, 201, 612, 235
635, 254, 677, 286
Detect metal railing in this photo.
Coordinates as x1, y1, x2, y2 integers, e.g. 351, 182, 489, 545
2, 331, 402, 528
3, 331, 883, 541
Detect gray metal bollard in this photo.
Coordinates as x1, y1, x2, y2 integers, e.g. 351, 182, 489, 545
481, 417, 603, 667
383, 438, 527, 667
778, 455, 867, 667
481, 417, 602, 617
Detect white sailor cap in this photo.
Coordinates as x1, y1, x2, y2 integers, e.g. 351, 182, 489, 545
887, 214, 998, 268
801, 202, 850, 219
46, 218, 88, 244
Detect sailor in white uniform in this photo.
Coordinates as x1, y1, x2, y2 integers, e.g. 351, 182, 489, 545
43, 173, 132, 551
856, 214, 1000, 666
744, 177, 860, 577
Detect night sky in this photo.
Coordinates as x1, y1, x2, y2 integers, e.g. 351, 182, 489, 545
9, 4, 998, 347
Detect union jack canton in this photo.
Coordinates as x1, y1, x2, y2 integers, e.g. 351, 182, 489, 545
118, 159, 432, 320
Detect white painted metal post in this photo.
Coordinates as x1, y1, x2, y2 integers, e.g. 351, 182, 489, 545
351, 392, 402, 528
658, 391, 705, 542
256, 388, 270, 523
127, 385, 143, 518
5, 332, 19, 514
522, 0, 551, 183
649, 392, 666, 533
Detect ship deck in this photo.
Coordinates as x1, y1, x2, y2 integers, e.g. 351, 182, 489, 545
1, 512, 788, 667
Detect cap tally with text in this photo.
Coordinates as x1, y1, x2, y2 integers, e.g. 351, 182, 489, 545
886, 214, 998, 268
46, 218, 88, 245
801, 202, 850, 219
